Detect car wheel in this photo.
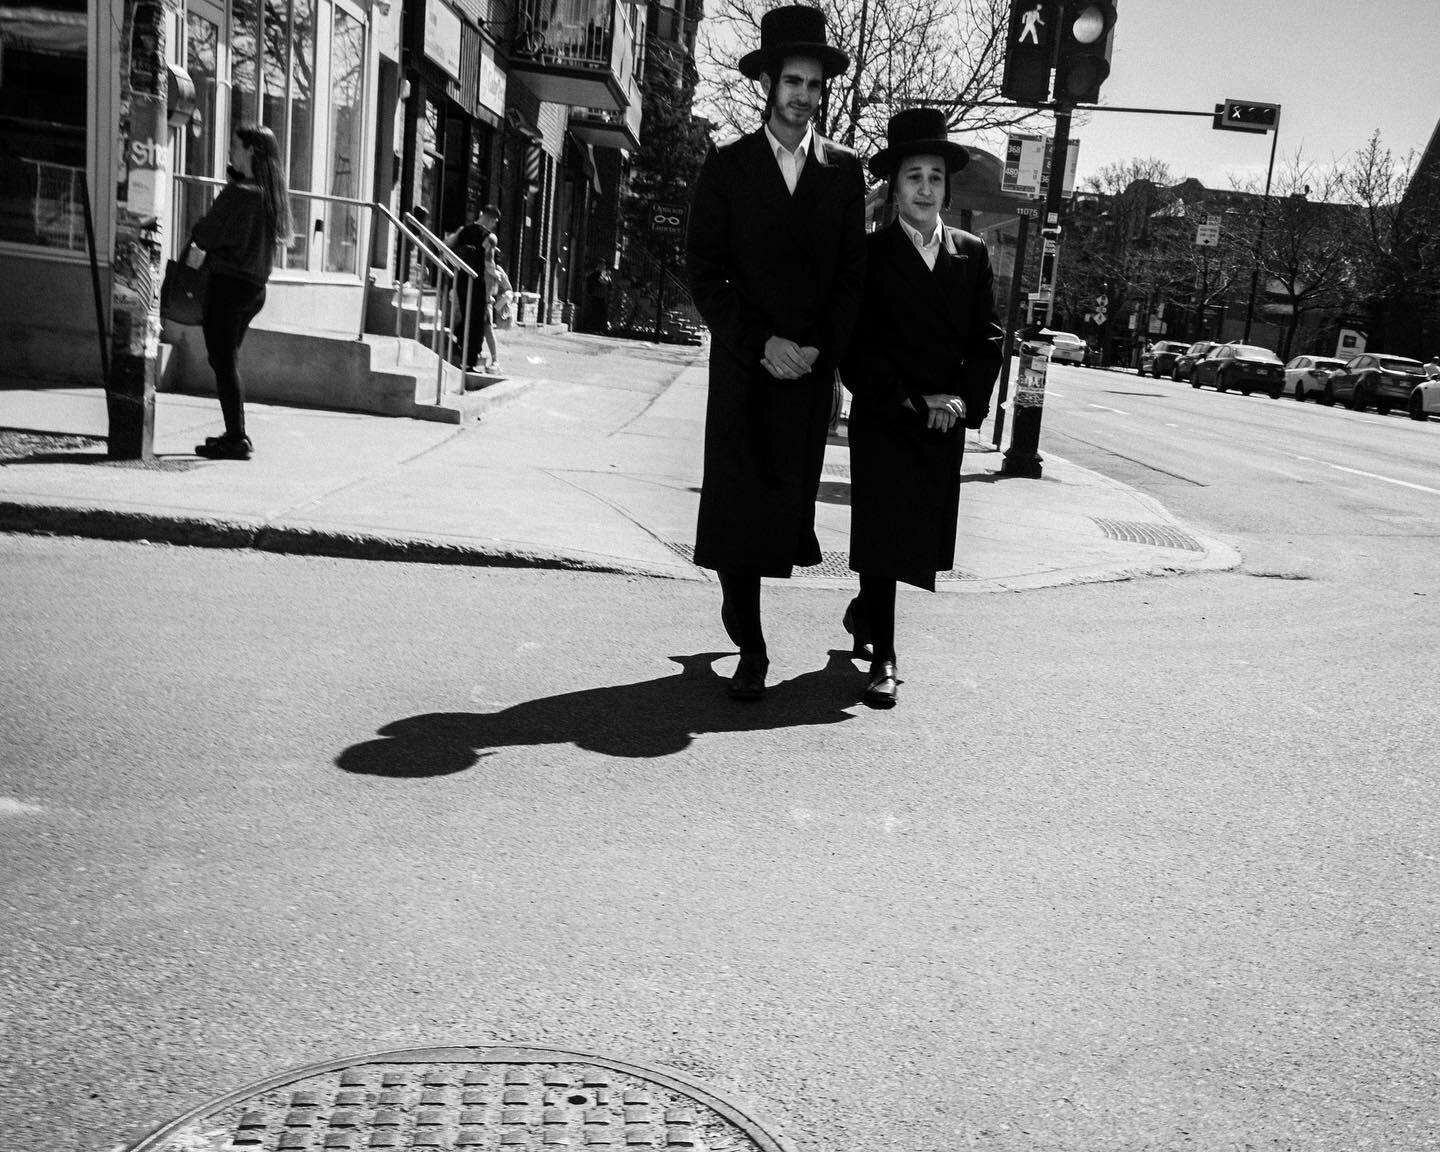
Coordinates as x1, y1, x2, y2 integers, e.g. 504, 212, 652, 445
1410, 392, 1429, 421
1172, 366, 1183, 382
1376, 401, 1391, 416
1269, 388, 1282, 399
1321, 384, 1336, 406
1349, 385, 1367, 412
1294, 384, 1307, 402
1216, 375, 1228, 393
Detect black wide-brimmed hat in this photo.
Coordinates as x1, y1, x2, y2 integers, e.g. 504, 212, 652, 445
737, 5, 849, 81
867, 107, 970, 179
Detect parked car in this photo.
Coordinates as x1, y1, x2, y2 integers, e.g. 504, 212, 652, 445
1043, 330, 1089, 366
1191, 343, 1286, 396
1283, 354, 1347, 401
1320, 353, 1429, 414
1170, 340, 1217, 382
1141, 340, 1190, 378
1409, 375, 1440, 421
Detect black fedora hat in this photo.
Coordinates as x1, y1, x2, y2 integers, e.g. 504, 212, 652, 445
737, 5, 849, 81
867, 107, 970, 179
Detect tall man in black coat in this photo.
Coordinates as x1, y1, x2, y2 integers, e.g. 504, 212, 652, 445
684, 4, 867, 701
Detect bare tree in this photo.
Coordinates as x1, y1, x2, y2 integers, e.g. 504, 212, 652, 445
1228, 153, 1351, 358
1337, 131, 1440, 353
694, 0, 1042, 159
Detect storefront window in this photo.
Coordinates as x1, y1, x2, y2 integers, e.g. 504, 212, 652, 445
323, 4, 363, 272
0, 0, 89, 249
231, 0, 259, 125
178, 10, 221, 244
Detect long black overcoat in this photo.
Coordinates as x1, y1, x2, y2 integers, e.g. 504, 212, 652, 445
841, 221, 1004, 591
684, 129, 866, 576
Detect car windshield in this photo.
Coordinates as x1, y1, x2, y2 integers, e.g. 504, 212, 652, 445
1230, 345, 1280, 362
1378, 357, 1423, 372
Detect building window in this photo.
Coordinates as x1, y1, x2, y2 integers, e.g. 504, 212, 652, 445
0, 0, 89, 249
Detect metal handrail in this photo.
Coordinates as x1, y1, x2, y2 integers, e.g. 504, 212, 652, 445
172, 174, 376, 341
173, 175, 474, 405
405, 212, 481, 383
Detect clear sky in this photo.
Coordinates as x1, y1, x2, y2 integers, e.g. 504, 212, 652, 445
1047, 0, 1440, 192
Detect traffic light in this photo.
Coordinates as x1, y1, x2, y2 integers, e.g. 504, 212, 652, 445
1212, 99, 1280, 133
1054, 0, 1116, 104
1001, 0, 1057, 104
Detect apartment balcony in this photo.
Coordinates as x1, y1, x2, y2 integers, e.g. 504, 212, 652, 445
568, 94, 642, 150
510, 0, 640, 112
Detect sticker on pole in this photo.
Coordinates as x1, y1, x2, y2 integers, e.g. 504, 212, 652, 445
1014, 343, 1049, 407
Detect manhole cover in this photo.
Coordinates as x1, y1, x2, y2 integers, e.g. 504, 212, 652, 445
1090, 517, 1203, 552
125, 1045, 793, 1152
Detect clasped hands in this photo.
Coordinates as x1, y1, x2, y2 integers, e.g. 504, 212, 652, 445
902, 393, 967, 432
761, 336, 819, 380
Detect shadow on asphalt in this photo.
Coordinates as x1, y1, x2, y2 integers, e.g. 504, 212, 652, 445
336, 649, 862, 777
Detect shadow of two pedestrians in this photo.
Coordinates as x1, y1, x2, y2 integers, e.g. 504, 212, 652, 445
336, 650, 862, 777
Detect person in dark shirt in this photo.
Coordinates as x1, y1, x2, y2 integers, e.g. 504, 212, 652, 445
445, 204, 500, 372
188, 123, 292, 460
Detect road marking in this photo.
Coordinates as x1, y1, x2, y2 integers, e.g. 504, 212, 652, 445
0, 798, 44, 815
1328, 464, 1440, 496
1288, 454, 1440, 495
1087, 403, 1130, 415
1044, 390, 1066, 398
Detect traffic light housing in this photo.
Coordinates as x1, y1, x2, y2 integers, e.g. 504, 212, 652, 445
1213, 99, 1280, 133
1054, 0, 1116, 104
1001, 0, 1057, 104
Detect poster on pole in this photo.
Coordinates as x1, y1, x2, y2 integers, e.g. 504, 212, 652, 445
1002, 132, 1079, 198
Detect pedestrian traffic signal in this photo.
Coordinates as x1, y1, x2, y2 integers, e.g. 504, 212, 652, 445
1054, 0, 1116, 104
1001, 0, 1057, 104
1212, 99, 1281, 133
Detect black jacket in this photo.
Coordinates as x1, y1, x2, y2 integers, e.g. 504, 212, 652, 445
684, 128, 866, 575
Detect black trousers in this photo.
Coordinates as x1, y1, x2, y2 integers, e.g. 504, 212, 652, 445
202, 273, 267, 439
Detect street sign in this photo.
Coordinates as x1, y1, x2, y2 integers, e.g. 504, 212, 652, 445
1195, 222, 1220, 246
649, 202, 687, 236
1213, 99, 1281, 134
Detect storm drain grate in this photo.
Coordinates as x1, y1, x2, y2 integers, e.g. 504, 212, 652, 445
1091, 517, 1203, 552
124, 1045, 790, 1152
662, 540, 974, 581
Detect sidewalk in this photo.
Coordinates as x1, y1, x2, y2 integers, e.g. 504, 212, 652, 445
0, 329, 1239, 591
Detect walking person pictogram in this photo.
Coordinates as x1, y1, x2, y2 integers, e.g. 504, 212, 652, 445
1018, 3, 1045, 43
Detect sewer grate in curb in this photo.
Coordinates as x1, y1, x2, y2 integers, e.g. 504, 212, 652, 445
661, 540, 974, 581
1090, 517, 1203, 552
124, 1045, 792, 1152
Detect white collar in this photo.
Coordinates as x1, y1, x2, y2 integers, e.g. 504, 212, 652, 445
899, 215, 945, 250
764, 122, 813, 160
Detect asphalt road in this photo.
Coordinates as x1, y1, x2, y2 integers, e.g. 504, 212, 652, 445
3, 374, 1439, 1152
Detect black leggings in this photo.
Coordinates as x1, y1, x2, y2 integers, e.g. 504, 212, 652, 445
857, 573, 897, 664
718, 569, 766, 656
202, 273, 267, 439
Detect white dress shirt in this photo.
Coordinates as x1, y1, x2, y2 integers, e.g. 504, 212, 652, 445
764, 123, 813, 195
899, 215, 945, 270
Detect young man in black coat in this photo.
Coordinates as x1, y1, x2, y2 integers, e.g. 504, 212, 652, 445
684, 4, 867, 701
841, 108, 1004, 707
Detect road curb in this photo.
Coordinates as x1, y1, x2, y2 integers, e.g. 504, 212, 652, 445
0, 498, 705, 580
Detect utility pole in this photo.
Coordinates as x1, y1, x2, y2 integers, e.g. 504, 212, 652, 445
1002, 108, 1070, 478
109, 0, 180, 459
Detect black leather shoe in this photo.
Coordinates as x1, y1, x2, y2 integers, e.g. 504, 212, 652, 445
842, 597, 873, 660
862, 659, 898, 708
728, 652, 769, 701
195, 434, 253, 460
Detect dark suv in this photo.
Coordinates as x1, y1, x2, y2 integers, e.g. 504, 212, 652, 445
1171, 341, 1217, 382
1141, 340, 1190, 378
1322, 354, 1428, 414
